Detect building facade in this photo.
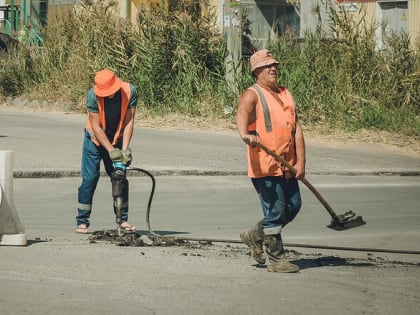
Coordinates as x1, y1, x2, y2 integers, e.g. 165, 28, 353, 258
334, 0, 419, 50
1, 0, 418, 52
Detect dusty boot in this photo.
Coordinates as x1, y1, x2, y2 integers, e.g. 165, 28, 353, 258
240, 220, 266, 264
264, 234, 300, 273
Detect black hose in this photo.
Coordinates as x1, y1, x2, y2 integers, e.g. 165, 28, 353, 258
283, 243, 420, 255
127, 167, 420, 256
127, 167, 160, 237
158, 236, 420, 255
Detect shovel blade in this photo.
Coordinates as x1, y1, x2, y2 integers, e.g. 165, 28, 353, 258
327, 211, 366, 231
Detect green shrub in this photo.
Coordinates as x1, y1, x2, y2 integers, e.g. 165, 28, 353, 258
0, 0, 418, 136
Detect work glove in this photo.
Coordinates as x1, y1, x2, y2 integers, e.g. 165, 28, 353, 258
109, 148, 125, 170
121, 148, 132, 167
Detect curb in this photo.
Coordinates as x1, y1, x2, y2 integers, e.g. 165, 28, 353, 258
13, 170, 420, 178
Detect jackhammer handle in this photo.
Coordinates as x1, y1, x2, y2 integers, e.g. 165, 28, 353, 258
256, 142, 338, 218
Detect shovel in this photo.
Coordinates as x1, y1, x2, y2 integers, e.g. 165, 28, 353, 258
256, 142, 366, 231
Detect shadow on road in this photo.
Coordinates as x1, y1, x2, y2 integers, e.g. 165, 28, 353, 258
292, 255, 376, 270
26, 239, 50, 246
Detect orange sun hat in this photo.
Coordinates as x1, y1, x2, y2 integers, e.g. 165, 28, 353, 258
93, 69, 123, 97
250, 49, 279, 73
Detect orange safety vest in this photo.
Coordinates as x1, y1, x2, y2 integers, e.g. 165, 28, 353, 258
86, 82, 131, 146
247, 83, 297, 178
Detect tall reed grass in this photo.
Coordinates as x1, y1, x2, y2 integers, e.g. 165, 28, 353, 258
0, 0, 418, 135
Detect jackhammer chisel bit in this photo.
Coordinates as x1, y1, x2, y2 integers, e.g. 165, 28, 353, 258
111, 167, 126, 236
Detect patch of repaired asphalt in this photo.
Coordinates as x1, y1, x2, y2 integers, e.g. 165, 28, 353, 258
87, 229, 420, 269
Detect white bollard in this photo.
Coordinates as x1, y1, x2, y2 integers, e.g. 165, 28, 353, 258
0, 150, 27, 246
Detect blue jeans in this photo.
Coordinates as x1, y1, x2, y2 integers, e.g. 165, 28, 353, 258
76, 130, 129, 227
251, 176, 302, 233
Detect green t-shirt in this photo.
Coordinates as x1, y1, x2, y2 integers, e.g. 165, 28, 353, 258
86, 84, 138, 142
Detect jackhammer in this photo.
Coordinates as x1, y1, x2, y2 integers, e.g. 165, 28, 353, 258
111, 165, 128, 236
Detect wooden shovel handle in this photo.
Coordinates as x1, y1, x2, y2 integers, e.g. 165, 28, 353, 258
256, 142, 338, 218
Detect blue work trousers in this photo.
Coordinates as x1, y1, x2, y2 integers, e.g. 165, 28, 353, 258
76, 130, 129, 227
251, 176, 302, 233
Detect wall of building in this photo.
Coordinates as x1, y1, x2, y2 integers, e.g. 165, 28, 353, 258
0, 0, 7, 32
0, 0, 5, 22
335, 0, 419, 52
408, 0, 420, 49
300, 0, 334, 37
5, 1, 418, 52
129, 0, 162, 22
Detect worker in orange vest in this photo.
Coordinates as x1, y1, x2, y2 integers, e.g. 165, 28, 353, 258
236, 50, 306, 273
76, 69, 138, 234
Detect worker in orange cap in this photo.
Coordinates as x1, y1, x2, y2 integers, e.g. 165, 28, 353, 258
76, 69, 138, 234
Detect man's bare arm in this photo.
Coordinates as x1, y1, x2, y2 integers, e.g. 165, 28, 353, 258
88, 112, 114, 152
122, 108, 136, 150
236, 89, 258, 145
294, 120, 306, 179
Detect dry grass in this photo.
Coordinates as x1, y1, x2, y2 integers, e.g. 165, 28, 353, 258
134, 110, 236, 131
303, 126, 420, 155
136, 110, 420, 155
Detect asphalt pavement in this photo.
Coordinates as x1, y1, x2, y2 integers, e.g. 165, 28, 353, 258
1, 108, 420, 176
1, 107, 420, 315
1, 106, 419, 250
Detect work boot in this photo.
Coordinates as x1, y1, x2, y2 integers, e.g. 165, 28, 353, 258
240, 220, 266, 264
264, 234, 300, 273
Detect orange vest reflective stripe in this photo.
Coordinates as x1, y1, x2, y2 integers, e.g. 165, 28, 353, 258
86, 82, 131, 146
247, 84, 297, 178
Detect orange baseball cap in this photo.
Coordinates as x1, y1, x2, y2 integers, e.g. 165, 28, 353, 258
93, 69, 122, 97
250, 49, 279, 74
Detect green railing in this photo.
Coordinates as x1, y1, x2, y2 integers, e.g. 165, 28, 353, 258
0, 3, 20, 34
1, 0, 44, 46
